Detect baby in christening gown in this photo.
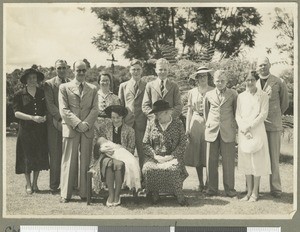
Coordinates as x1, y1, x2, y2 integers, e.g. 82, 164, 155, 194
98, 137, 141, 190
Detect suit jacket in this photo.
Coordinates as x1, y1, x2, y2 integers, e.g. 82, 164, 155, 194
142, 78, 182, 119
204, 88, 238, 143
44, 76, 70, 130
118, 78, 147, 130
256, 74, 289, 131
59, 80, 98, 139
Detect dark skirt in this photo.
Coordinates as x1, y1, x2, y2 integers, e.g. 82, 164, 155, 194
15, 123, 49, 174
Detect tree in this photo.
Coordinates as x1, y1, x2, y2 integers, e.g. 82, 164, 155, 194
91, 7, 262, 61
271, 7, 294, 64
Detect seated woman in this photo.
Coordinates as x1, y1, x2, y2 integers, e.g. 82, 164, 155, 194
98, 137, 141, 191
142, 100, 189, 206
91, 105, 137, 207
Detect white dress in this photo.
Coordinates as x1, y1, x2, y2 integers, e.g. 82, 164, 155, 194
101, 141, 141, 190
236, 89, 272, 176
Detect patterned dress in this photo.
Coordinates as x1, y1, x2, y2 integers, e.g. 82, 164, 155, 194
184, 86, 214, 167
142, 118, 188, 198
13, 87, 49, 174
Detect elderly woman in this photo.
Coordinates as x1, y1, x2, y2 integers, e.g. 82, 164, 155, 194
184, 67, 214, 192
142, 100, 189, 206
92, 105, 136, 207
13, 68, 49, 194
236, 71, 271, 202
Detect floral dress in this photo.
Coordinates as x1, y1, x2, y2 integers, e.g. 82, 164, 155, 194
142, 118, 188, 198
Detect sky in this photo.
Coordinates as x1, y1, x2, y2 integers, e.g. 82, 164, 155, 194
4, 3, 296, 75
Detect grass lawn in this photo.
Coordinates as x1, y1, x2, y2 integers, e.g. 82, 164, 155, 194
4, 135, 294, 218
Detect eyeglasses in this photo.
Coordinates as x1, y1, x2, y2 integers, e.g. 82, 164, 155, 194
57, 67, 66, 70
76, 69, 87, 73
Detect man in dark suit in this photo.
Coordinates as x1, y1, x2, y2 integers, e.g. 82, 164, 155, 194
142, 58, 182, 120
204, 70, 238, 197
58, 60, 98, 203
44, 59, 69, 194
118, 59, 147, 168
256, 57, 289, 198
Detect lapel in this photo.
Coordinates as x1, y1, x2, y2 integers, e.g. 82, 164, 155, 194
163, 79, 173, 98
69, 80, 81, 97
211, 88, 221, 105
120, 125, 127, 146
257, 75, 276, 96
152, 79, 163, 98
81, 82, 91, 98
135, 80, 146, 99
53, 76, 60, 88
220, 88, 232, 106
126, 79, 136, 97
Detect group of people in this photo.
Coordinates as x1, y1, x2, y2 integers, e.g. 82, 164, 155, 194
12, 56, 289, 207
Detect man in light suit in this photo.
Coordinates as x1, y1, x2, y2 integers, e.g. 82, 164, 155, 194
118, 59, 147, 168
142, 58, 182, 120
44, 59, 69, 194
59, 60, 98, 203
204, 70, 238, 197
256, 57, 289, 198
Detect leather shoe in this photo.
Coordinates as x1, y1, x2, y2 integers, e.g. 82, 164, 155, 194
226, 191, 237, 198
271, 192, 282, 198
113, 198, 121, 206
80, 197, 87, 201
178, 198, 189, 206
106, 199, 114, 207
50, 188, 60, 195
204, 190, 218, 197
25, 185, 32, 194
60, 197, 69, 203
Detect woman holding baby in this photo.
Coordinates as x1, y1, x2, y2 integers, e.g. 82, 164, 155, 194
236, 71, 271, 202
92, 105, 139, 207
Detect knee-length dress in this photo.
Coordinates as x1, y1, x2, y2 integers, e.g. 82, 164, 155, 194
184, 86, 214, 167
142, 118, 188, 194
13, 87, 49, 174
236, 89, 271, 176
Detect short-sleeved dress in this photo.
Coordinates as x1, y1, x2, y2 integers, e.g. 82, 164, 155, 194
142, 118, 188, 195
184, 86, 214, 167
236, 89, 271, 176
13, 87, 49, 174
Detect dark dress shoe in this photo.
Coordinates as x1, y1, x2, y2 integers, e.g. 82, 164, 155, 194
271, 192, 282, 198
178, 198, 189, 206
60, 197, 69, 203
151, 192, 160, 204
226, 191, 237, 198
50, 188, 60, 195
80, 197, 87, 201
204, 189, 218, 197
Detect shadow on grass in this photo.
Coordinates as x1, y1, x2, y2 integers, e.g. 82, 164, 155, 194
257, 192, 293, 204
88, 189, 230, 209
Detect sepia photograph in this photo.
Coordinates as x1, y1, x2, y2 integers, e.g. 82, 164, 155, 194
3, 2, 297, 220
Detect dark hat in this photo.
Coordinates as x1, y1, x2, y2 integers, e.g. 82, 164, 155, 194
20, 68, 45, 84
149, 100, 172, 114
104, 105, 128, 118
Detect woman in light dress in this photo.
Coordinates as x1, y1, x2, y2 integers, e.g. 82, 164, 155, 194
184, 67, 214, 191
236, 71, 271, 202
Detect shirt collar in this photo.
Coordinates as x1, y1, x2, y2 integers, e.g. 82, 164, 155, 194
74, 79, 85, 86
216, 87, 226, 95
98, 89, 113, 98
260, 74, 270, 80
130, 78, 141, 85
158, 117, 173, 131
157, 78, 167, 86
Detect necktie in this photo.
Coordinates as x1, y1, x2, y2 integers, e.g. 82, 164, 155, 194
218, 88, 225, 102
134, 82, 138, 94
160, 80, 164, 95
79, 83, 84, 95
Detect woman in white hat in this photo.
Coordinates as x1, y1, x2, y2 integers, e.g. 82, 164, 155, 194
184, 66, 214, 192
236, 71, 271, 202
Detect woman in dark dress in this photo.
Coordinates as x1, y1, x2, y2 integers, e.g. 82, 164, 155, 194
13, 68, 49, 194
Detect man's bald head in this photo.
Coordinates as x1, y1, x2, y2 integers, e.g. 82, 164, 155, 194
256, 56, 271, 77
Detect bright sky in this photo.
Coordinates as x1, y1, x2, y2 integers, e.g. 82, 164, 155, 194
4, 3, 296, 75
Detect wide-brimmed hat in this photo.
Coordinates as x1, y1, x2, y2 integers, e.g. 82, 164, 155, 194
104, 105, 128, 118
196, 66, 212, 74
20, 68, 45, 84
149, 100, 172, 114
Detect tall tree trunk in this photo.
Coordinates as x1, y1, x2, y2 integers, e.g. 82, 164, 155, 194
171, 7, 176, 46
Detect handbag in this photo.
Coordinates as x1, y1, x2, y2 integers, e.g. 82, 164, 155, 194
240, 132, 263, 154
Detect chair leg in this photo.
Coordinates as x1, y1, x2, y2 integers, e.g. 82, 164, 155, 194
87, 171, 92, 205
